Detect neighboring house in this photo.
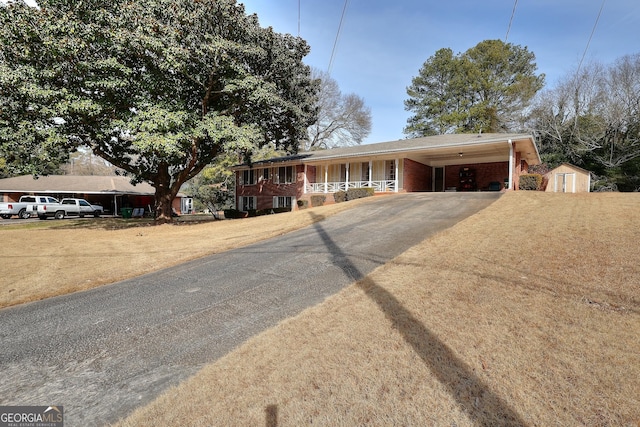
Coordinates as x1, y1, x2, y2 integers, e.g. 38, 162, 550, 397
0, 175, 193, 215
544, 163, 591, 193
232, 133, 540, 211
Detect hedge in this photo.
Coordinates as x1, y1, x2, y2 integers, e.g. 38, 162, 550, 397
346, 187, 375, 200
333, 191, 347, 203
519, 174, 543, 190
310, 195, 326, 207
223, 207, 290, 219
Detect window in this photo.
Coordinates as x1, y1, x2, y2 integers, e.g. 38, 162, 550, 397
239, 196, 256, 211
361, 162, 370, 181
276, 166, 294, 184
386, 160, 396, 180
261, 168, 270, 181
241, 169, 256, 185
273, 196, 293, 209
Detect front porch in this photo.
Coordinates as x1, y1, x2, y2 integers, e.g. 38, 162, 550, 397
306, 180, 398, 193
303, 160, 401, 194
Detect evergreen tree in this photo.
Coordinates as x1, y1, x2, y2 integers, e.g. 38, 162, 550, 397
0, 0, 318, 221
404, 40, 544, 136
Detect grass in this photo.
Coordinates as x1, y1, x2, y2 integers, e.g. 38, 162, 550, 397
0, 197, 374, 309
110, 192, 640, 426
3, 192, 638, 425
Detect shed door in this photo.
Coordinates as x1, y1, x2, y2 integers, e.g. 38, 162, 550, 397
555, 173, 576, 193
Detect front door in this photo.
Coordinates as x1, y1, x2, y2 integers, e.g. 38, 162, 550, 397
434, 167, 444, 192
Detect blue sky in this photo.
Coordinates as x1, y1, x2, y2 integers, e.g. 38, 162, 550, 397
240, 0, 640, 144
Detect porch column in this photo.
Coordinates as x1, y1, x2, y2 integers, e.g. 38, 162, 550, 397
345, 163, 350, 188
394, 158, 399, 192
508, 139, 514, 190
324, 164, 328, 194
304, 164, 308, 194
368, 160, 372, 187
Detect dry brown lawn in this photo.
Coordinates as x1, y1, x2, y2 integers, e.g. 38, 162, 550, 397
0, 197, 374, 309
111, 192, 640, 426
2, 192, 639, 425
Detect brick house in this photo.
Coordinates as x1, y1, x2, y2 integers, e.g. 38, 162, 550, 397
0, 175, 193, 216
232, 133, 540, 211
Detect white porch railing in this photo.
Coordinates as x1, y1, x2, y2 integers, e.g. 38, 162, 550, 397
306, 180, 396, 193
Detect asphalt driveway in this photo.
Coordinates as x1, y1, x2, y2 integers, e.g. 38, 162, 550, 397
0, 192, 500, 426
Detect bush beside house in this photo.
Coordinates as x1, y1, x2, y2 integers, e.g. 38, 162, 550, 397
519, 174, 543, 190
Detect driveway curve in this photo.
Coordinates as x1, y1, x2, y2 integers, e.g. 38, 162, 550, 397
0, 192, 500, 426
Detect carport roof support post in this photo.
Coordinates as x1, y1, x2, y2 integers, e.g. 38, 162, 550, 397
508, 139, 513, 190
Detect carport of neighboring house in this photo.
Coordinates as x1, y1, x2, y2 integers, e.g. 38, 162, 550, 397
232, 133, 540, 211
0, 175, 192, 216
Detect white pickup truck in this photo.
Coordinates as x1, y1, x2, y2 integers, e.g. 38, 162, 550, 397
0, 195, 60, 219
37, 198, 104, 220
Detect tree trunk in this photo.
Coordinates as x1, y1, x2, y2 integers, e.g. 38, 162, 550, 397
154, 187, 176, 223
154, 163, 178, 223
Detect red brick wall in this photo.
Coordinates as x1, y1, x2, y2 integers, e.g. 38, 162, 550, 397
306, 165, 317, 186
444, 162, 509, 191
236, 165, 305, 210
403, 159, 431, 192
513, 151, 528, 190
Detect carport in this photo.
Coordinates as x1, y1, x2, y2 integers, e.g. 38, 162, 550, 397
0, 175, 191, 215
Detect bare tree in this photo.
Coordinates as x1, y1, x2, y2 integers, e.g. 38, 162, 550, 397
304, 68, 372, 150
529, 54, 640, 190
61, 147, 121, 176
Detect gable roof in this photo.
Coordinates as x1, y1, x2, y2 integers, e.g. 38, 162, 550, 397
0, 175, 156, 195
234, 133, 539, 169
548, 163, 591, 175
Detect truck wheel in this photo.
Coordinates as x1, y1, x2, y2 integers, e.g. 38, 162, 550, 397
1, 214, 10, 219
93, 211, 100, 218
54, 211, 65, 220
19, 209, 30, 219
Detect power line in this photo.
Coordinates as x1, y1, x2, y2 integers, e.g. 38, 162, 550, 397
297, 0, 300, 37
327, 0, 350, 74
576, 0, 606, 76
505, 0, 518, 42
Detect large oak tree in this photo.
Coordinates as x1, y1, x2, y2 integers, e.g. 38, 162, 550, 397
0, 0, 318, 221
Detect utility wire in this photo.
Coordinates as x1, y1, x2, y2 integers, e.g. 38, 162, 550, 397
571, 0, 606, 141
576, 0, 606, 76
328, 0, 350, 74
297, 0, 301, 37
505, 0, 518, 42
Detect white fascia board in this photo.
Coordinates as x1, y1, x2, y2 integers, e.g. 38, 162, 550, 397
305, 140, 509, 163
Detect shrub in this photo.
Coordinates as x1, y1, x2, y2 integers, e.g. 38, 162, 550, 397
251, 207, 291, 216
223, 209, 245, 219
310, 195, 326, 207
333, 191, 347, 203
519, 174, 543, 190
297, 199, 309, 209
346, 187, 375, 200
272, 207, 291, 214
